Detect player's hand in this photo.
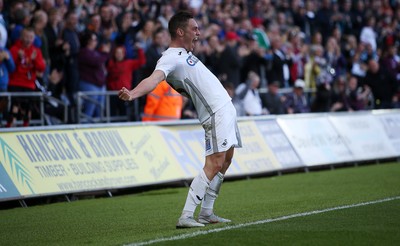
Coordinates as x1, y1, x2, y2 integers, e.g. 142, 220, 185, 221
118, 87, 133, 101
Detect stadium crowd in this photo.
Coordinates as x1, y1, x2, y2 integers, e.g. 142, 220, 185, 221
0, 0, 399, 126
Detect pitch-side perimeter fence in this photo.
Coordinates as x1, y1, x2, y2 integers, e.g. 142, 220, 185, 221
1, 88, 326, 127
0, 109, 399, 206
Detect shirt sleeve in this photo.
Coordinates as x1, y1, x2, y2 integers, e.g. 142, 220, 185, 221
155, 54, 176, 78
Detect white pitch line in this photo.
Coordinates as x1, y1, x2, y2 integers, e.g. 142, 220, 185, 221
125, 196, 400, 246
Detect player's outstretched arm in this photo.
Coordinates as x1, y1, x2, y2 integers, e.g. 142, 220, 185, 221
118, 70, 165, 101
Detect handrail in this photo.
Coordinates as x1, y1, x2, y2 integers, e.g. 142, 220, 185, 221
1, 87, 321, 127
0, 91, 69, 127
76, 90, 131, 124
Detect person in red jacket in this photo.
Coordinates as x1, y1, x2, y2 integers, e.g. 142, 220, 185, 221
142, 80, 183, 121
7, 27, 46, 127
106, 45, 146, 117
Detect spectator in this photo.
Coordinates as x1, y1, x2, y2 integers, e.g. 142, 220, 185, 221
54, 0, 68, 16
360, 16, 377, 52
350, 0, 366, 38
203, 34, 223, 77
311, 76, 334, 113
7, 27, 46, 127
240, 32, 269, 83
142, 80, 183, 121
288, 27, 307, 83
0, 45, 14, 91
32, 10, 50, 85
0, 0, 7, 49
44, 8, 66, 72
136, 19, 156, 52
347, 75, 371, 111
261, 81, 285, 115
86, 13, 102, 40
0, 44, 16, 125
283, 79, 310, 114
315, 0, 334, 44
252, 17, 271, 51
78, 31, 110, 119
107, 45, 146, 117
114, 10, 144, 59
363, 59, 398, 109
350, 43, 368, 79
341, 0, 355, 36
304, 44, 326, 93
300, 0, 317, 42
220, 31, 242, 86
62, 11, 80, 122
342, 34, 358, 72
380, 45, 400, 84
267, 34, 293, 88
5, 1, 24, 34
142, 27, 168, 79
224, 82, 245, 117
9, 8, 31, 45
39, 0, 55, 13
157, 5, 175, 29
324, 36, 347, 79
330, 76, 351, 112
235, 71, 266, 116
44, 7, 69, 99
99, 3, 114, 32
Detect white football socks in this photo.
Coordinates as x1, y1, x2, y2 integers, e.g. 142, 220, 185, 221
181, 169, 210, 219
200, 172, 224, 216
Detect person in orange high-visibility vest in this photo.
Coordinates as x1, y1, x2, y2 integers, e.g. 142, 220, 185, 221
142, 80, 183, 121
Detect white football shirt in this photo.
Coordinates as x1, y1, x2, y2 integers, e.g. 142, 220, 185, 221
155, 47, 232, 123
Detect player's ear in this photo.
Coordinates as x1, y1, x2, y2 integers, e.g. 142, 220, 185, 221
177, 28, 184, 37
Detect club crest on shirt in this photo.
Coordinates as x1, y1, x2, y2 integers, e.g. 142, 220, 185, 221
186, 55, 199, 66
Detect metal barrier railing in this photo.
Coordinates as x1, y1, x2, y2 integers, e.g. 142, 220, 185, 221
76, 91, 136, 124
1, 87, 321, 127
0, 92, 69, 127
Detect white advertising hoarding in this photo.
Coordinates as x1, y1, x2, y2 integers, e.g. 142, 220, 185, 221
329, 114, 397, 160
377, 113, 400, 154
255, 120, 304, 169
277, 116, 353, 166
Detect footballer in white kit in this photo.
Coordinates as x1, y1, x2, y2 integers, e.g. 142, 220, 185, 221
155, 47, 242, 155
119, 11, 242, 228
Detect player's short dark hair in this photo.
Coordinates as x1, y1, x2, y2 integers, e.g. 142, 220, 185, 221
168, 11, 194, 39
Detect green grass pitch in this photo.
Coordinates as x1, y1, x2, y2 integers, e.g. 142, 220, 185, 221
0, 162, 399, 246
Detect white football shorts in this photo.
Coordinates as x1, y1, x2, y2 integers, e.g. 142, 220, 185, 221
202, 102, 242, 156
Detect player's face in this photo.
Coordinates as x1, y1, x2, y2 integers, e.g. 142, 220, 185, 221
183, 19, 200, 52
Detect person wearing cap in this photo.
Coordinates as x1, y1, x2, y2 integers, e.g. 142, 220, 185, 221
240, 32, 269, 83
283, 79, 310, 114
203, 32, 242, 86
219, 31, 242, 86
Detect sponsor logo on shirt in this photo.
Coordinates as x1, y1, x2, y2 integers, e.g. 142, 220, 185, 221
206, 139, 211, 151
186, 55, 199, 66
